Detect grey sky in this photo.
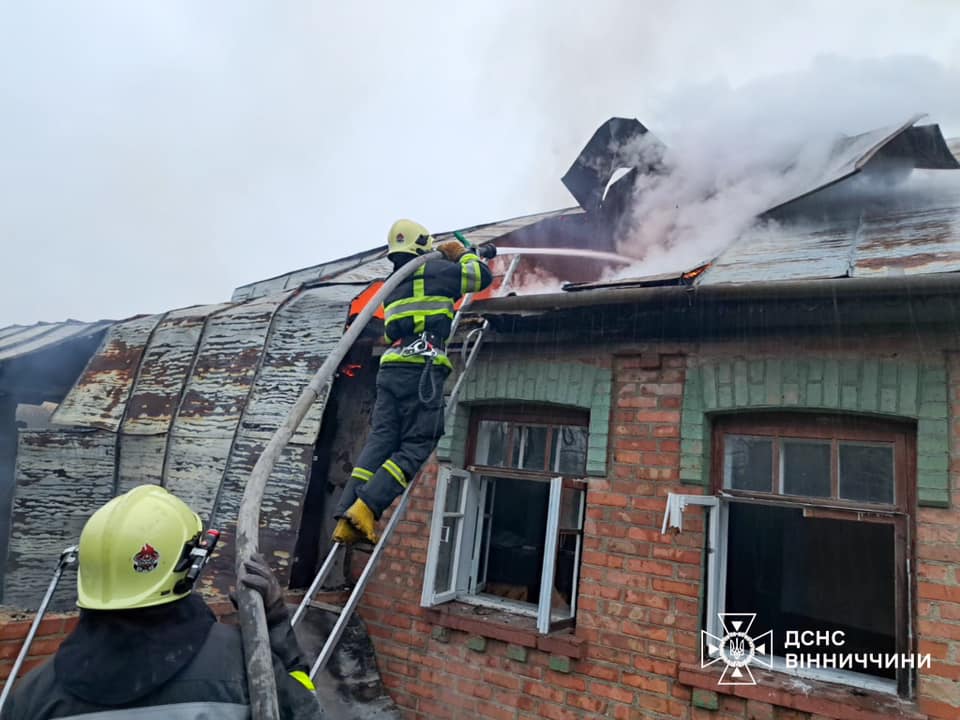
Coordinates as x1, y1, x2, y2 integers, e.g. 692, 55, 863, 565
1, 1, 959, 326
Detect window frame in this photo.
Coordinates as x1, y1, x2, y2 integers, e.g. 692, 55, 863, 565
421, 405, 589, 634
707, 413, 917, 698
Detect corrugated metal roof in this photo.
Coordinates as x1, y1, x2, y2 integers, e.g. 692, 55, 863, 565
5, 284, 362, 607
698, 184, 960, 285
0, 320, 113, 362
231, 208, 582, 302
559, 130, 960, 292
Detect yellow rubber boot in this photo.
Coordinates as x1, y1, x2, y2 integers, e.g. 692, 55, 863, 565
345, 499, 379, 545
331, 518, 364, 545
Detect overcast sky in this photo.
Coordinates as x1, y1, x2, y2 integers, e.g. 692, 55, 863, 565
1, 1, 959, 326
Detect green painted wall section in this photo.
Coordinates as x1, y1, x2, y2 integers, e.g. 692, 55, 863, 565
680, 356, 950, 508
437, 360, 612, 476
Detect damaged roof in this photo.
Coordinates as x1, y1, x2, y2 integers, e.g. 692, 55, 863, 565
520, 116, 960, 297
4, 286, 364, 609
231, 208, 582, 302
0, 320, 113, 362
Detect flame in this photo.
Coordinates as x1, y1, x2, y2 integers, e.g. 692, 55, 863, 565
682, 263, 712, 282
340, 363, 362, 378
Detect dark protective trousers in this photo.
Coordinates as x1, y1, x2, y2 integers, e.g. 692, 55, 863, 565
336, 363, 449, 519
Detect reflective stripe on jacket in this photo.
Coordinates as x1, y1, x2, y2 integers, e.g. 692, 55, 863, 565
34, 702, 249, 719
380, 252, 492, 368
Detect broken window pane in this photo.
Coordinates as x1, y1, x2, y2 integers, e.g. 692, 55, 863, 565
521, 426, 549, 471
782, 440, 831, 497
724, 436, 773, 492
556, 426, 588, 475
725, 502, 896, 680
839, 443, 894, 504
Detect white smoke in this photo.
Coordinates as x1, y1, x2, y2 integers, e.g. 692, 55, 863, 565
608, 54, 960, 278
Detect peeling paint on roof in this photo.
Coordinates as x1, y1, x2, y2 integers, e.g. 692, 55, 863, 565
4, 431, 116, 609
51, 315, 164, 431
8, 283, 366, 606
699, 188, 960, 285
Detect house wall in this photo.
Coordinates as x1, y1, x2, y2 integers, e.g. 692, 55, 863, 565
355, 337, 960, 720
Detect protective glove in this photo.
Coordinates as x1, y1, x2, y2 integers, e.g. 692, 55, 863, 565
436, 240, 469, 262
239, 552, 288, 626
238, 553, 310, 673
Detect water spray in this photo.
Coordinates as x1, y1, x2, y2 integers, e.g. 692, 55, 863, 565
493, 246, 633, 265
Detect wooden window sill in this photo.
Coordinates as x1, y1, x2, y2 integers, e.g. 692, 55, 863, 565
424, 602, 585, 659
679, 663, 926, 720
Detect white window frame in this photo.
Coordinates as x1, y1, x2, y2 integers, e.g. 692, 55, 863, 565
422, 465, 584, 634
663, 491, 903, 696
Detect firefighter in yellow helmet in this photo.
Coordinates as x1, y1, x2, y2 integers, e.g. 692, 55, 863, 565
332, 219, 494, 544
0, 485, 322, 720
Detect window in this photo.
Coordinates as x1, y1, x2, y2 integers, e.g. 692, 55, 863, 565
689, 415, 914, 696
422, 409, 588, 634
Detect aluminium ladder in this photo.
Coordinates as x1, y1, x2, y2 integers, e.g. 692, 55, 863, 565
292, 255, 522, 680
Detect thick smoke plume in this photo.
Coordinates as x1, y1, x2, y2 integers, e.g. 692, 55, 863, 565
609, 55, 960, 278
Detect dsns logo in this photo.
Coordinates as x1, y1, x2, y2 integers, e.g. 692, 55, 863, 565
702, 613, 774, 685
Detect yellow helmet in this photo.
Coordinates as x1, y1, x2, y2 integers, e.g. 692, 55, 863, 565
387, 219, 434, 258
77, 485, 204, 611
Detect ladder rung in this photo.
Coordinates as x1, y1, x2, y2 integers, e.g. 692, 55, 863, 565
308, 600, 344, 614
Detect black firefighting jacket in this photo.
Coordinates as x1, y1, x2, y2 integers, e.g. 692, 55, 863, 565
0, 594, 322, 720
380, 251, 493, 370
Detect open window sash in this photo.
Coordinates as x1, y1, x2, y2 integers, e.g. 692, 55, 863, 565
661, 493, 723, 642
538, 476, 586, 633
421, 466, 480, 607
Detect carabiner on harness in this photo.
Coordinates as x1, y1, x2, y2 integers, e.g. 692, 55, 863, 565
396, 333, 442, 404
399, 335, 439, 359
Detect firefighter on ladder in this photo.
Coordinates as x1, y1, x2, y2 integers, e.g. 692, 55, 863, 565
333, 219, 494, 545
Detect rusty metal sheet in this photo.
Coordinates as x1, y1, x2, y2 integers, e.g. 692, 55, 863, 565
4, 430, 115, 611
208, 438, 314, 590
854, 203, 960, 276
116, 435, 166, 493
697, 220, 856, 285
51, 314, 164, 431
0, 321, 112, 362
162, 292, 294, 520
171, 292, 294, 436
121, 303, 232, 436
239, 285, 356, 445
162, 435, 233, 521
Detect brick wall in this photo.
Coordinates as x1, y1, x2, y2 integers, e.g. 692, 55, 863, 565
356, 344, 960, 720
0, 613, 77, 685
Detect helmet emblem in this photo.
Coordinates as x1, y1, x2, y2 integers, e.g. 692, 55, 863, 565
396, 233, 404, 241
133, 543, 160, 573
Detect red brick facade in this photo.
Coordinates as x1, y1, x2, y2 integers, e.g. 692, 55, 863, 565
355, 348, 960, 720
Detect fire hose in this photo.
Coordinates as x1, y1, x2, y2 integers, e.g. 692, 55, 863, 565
236, 248, 446, 719
237, 239, 496, 717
